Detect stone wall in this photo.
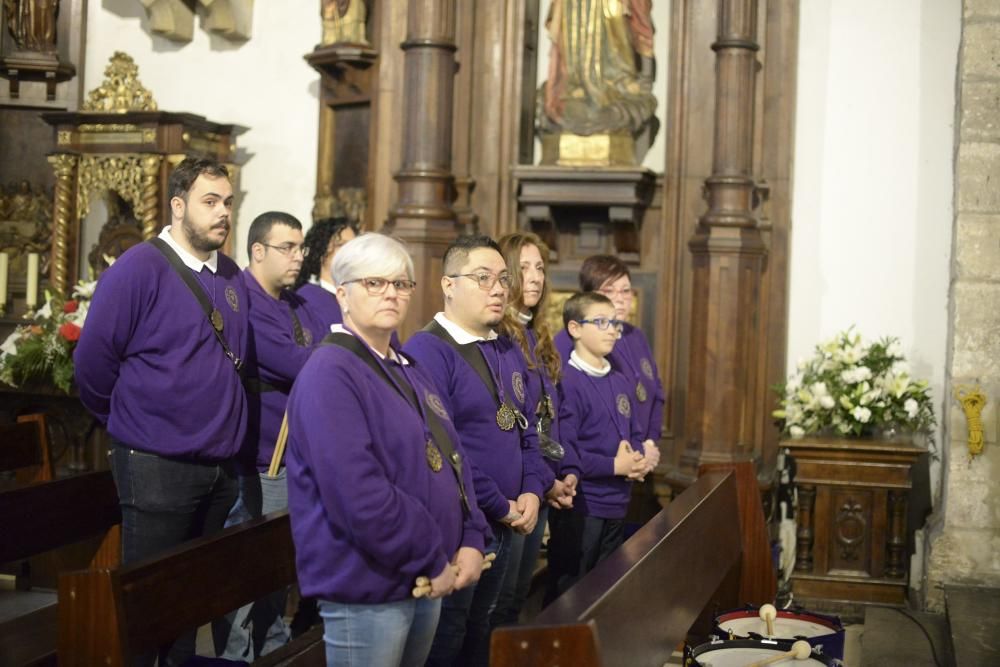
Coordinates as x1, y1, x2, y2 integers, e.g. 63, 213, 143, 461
924, 0, 1000, 612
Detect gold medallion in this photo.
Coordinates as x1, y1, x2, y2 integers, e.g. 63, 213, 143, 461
496, 403, 516, 431
636, 381, 648, 403
211, 308, 224, 333
426, 440, 443, 472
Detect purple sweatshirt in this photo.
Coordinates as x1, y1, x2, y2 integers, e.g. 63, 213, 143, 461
286, 341, 489, 603
555, 323, 665, 441
74, 242, 248, 460
296, 282, 342, 332
403, 327, 547, 522
559, 362, 644, 520
243, 270, 325, 473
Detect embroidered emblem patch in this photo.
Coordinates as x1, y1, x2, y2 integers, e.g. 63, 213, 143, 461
426, 391, 450, 421
641, 358, 654, 379
512, 371, 525, 404
616, 394, 631, 418
225, 286, 240, 312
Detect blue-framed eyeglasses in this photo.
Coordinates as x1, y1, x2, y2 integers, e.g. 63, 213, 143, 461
578, 317, 624, 332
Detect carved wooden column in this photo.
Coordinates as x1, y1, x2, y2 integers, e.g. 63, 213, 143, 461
681, 0, 767, 472
385, 0, 459, 337
47, 154, 79, 295
886, 490, 908, 578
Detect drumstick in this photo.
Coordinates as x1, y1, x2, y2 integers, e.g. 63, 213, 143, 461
759, 603, 777, 637
266, 412, 289, 478
412, 553, 500, 597
744, 640, 811, 667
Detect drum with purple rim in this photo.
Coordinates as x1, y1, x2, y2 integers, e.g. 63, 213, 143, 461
712, 606, 845, 660
687, 638, 844, 667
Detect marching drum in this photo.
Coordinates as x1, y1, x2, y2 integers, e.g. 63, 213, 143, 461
712, 605, 845, 660
686, 638, 843, 667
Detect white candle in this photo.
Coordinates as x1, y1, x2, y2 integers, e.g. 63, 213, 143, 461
0, 252, 8, 308
26, 253, 39, 309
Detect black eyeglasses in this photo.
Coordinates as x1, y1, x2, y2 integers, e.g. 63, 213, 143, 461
578, 317, 624, 332
262, 243, 309, 258
342, 277, 417, 296
448, 272, 511, 291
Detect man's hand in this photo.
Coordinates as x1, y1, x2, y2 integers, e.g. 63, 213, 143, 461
428, 560, 457, 598
452, 547, 484, 590
510, 493, 541, 534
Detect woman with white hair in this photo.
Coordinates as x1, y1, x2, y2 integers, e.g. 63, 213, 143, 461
285, 233, 490, 667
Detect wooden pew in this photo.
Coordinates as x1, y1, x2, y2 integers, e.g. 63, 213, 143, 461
0, 470, 121, 666
490, 471, 743, 667
0, 413, 55, 487
58, 510, 324, 666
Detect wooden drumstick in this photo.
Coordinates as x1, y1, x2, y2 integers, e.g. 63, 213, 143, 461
413, 552, 498, 597
745, 640, 811, 667
759, 603, 777, 637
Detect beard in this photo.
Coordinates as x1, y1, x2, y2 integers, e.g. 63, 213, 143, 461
182, 214, 229, 253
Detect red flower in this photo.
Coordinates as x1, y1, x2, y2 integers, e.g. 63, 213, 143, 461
59, 322, 82, 342
63, 300, 79, 313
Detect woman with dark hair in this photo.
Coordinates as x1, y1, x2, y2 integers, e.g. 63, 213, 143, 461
296, 217, 358, 330
491, 232, 578, 626
556, 255, 664, 462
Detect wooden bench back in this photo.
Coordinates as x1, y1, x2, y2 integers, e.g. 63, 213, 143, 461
58, 510, 298, 667
0, 414, 54, 485
491, 471, 742, 667
0, 469, 120, 564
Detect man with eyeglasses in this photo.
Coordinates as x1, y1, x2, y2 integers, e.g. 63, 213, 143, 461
214, 211, 325, 661
404, 235, 549, 667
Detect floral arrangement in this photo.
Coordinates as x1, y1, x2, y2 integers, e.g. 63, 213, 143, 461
773, 328, 936, 442
0, 279, 96, 394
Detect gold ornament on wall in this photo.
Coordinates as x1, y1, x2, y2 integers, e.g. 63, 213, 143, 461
82, 52, 158, 113
954, 386, 987, 458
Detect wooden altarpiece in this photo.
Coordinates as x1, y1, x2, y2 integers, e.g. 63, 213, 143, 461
40, 52, 245, 295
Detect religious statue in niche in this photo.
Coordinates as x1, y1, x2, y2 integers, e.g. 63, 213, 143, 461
0, 180, 52, 275
3, 0, 58, 52
85, 191, 143, 279
321, 0, 368, 45
536, 0, 659, 166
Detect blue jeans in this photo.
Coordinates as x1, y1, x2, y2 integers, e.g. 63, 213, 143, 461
213, 469, 291, 660
492, 505, 548, 626
317, 597, 441, 667
108, 441, 238, 667
425, 523, 512, 667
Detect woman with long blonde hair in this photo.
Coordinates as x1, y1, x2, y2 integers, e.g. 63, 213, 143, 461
491, 232, 578, 625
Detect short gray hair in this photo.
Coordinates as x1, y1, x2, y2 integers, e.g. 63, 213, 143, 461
331, 232, 414, 285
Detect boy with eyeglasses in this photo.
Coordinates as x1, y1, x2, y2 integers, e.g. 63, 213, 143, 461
545, 291, 650, 603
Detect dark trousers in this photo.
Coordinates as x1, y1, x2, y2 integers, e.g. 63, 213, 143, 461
425, 523, 513, 667
108, 441, 239, 666
544, 509, 624, 606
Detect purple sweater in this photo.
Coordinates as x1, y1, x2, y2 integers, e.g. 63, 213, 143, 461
559, 363, 644, 520
74, 242, 248, 460
555, 323, 665, 441
286, 342, 489, 603
243, 271, 325, 473
403, 330, 547, 522
296, 283, 342, 332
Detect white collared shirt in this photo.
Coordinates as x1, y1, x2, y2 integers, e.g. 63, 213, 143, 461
330, 324, 407, 364
433, 312, 498, 344
158, 226, 219, 273
569, 350, 611, 377
319, 279, 337, 295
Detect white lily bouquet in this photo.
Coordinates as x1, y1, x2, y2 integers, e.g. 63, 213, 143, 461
773, 328, 936, 441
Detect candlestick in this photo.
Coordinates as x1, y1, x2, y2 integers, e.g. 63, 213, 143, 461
26, 253, 39, 310
0, 252, 7, 314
